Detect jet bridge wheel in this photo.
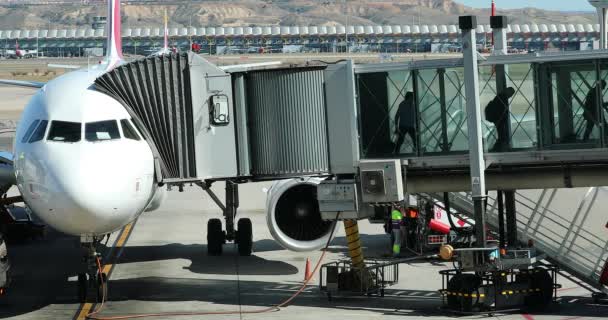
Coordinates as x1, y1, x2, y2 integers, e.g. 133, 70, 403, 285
236, 218, 253, 256
524, 269, 554, 310
446, 273, 482, 312
207, 218, 225, 256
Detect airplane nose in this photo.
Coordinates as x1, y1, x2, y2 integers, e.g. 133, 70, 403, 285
32, 145, 145, 235
60, 181, 133, 234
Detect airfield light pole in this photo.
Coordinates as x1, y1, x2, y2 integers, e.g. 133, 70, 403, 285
589, 0, 608, 49
343, 0, 349, 53
491, 0, 496, 45
189, 15, 193, 51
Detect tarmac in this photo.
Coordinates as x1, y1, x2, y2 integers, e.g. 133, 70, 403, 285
0, 62, 607, 319
0, 192, 605, 320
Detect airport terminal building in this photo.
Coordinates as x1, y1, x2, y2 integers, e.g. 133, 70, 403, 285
0, 23, 603, 57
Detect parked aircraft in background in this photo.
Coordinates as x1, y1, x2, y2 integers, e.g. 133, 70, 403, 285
5, 41, 37, 59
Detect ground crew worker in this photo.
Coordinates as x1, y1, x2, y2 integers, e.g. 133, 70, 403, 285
485, 87, 515, 152
394, 92, 417, 154
582, 80, 608, 141
391, 207, 403, 257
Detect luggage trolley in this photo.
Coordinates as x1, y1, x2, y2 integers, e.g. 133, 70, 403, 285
319, 258, 399, 301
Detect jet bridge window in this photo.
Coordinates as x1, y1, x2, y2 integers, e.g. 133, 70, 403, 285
28, 120, 48, 143
47, 121, 81, 143
85, 120, 120, 142
21, 120, 39, 143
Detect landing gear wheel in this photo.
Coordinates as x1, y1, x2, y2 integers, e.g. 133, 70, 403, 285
77, 273, 88, 303
207, 218, 224, 256
96, 272, 108, 302
236, 218, 253, 256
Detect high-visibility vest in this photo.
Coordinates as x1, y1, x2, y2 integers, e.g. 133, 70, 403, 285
391, 209, 402, 229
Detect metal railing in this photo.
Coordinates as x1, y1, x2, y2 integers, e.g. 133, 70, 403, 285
435, 189, 608, 292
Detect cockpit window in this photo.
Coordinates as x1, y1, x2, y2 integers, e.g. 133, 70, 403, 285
47, 121, 81, 142
130, 119, 147, 140
85, 120, 120, 142
22, 120, 40, 143
29, 120, 48, 143
120, 119, 141, 141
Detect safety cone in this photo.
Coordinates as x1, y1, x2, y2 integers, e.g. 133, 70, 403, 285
304, 258, 313, 282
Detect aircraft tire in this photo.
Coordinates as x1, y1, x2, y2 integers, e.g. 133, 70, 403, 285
237, 218, 253, 256
207, 219, 224, 256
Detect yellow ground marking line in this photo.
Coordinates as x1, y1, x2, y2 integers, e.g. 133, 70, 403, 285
75, 222, 135, 320
76, 303, 93, 320
101, 223, 133, 275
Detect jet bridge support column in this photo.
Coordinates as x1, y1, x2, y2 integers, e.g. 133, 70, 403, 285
492, 15, 518, 247
224, 181, 239, 241
492, 15, 511, 149
460, 16, 487, 247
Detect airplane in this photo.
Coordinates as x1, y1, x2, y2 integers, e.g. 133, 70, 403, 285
0, 0, 167, 302
5, 41, 38, 59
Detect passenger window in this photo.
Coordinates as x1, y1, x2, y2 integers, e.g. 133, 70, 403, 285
47, 121, 81, 142
28, 120, 48, 143
120, 119, 141, 141
85, 120, 120, 142
21, 120, 40, 143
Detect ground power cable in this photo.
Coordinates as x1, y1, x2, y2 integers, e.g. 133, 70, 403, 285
85, 215, 341, 320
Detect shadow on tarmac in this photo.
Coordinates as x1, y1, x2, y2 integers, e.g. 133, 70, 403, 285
0, 228, 606, 319
114, 243, 299, 276
0, 229, 82, 318
84, 276, 447, 317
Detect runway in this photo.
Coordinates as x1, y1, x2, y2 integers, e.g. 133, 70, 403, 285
0, 63, 607, 319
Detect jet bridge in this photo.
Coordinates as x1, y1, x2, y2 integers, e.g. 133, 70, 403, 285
92, 15, 608, 302
95, 50, 608, 191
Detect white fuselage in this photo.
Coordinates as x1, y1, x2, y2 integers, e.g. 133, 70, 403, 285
13, 63, 158, 236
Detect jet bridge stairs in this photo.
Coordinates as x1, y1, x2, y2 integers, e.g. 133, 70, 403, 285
419, 190, 608, 299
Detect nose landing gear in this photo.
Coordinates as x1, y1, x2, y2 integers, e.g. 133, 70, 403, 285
77, 239, 108, 303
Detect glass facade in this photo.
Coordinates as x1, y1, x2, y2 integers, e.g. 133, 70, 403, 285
357, 57, 608, 160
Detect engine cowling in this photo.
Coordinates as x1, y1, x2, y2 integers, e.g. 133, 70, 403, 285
266, 177, 335, 252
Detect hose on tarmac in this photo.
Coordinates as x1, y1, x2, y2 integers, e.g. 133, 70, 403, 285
343, 219, 365, 269
86, 215, 341, 320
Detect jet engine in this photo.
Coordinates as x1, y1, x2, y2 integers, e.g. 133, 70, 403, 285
266, 177, 335, 252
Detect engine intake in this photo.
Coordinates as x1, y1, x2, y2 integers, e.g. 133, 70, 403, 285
266, 177, 335, 252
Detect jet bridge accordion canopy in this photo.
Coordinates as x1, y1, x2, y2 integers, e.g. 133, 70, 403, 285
232, 61, 360, 178
94, 53, 196, 180
243, 67, 329, 176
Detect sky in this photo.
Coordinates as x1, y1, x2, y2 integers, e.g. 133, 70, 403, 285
458, 0, 595, 12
